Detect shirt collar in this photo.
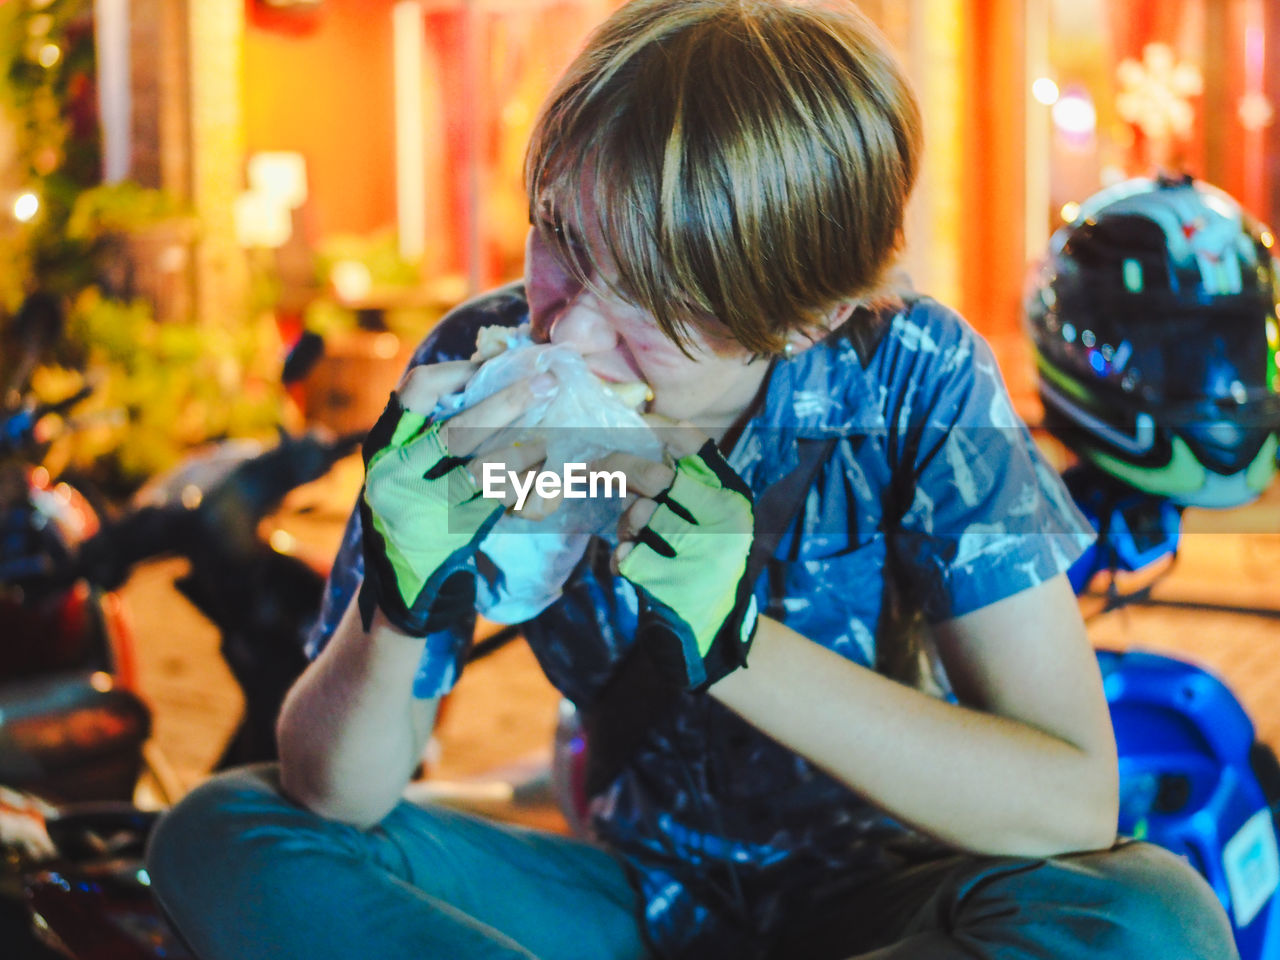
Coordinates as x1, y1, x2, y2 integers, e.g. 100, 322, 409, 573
730, 332, 889, 487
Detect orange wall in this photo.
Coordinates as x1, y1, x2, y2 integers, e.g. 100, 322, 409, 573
242, 0, 399, 241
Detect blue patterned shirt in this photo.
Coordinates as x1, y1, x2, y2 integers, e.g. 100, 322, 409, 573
307, 284, 1095, 958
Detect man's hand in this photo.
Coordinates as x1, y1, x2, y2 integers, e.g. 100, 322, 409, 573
358, 362, 553, 636
603, 423, 759, 690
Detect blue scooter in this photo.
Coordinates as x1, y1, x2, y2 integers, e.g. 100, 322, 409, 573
1067, 465, 1280, 960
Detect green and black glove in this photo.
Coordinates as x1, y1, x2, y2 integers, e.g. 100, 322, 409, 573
358, 395, 503, 637
618, 441, 759, 691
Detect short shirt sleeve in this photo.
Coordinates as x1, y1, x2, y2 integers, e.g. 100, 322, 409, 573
875, 299, 1095, 622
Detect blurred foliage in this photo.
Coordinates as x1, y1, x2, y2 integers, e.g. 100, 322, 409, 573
299, 296, 357, 338
65, 181, 187, 240
314, 229, 421, 290
303, 296, 443, 347
32, 289, 286, 493
0, 0, 100, 307
0, 0, 287, 498
304, 229, 445, 341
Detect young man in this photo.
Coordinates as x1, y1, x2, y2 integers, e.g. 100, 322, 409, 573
147, 2, 1236, 957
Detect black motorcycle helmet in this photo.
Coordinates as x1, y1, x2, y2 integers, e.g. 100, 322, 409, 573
1025, 173, 1280, 508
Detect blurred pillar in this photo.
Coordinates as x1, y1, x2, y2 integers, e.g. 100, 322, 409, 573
900, 0, 1027, 341
1024, 0, 1050, 267
95, 0, 130, 183
188, 0, 249, 326
393, 1, 426, 263
461, 0, 482, 295
127, 0, 190, 199
1235, 0, 1265, 218
1267, 0, 1280, 231
158, 0, 191, 203
1201, 0, 1229, 187
901, 0, 967, 314
964, 0, 1026, 337
92, 0, 197, 321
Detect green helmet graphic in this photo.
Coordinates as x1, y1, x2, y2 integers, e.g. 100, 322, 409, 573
1025, 174, 1280, 508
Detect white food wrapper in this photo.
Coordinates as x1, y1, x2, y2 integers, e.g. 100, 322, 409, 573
436, 328, 663, 623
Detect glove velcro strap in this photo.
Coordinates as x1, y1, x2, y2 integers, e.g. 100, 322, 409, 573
635, 599, 705, 689
635, 585, 759, 691
699, 586, 759, 688
363, 394, 427, 469
620, 440, 758, 689
358, 513, 486, 637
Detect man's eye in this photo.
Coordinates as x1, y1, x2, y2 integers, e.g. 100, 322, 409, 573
552, 219, 581, 250
537, 217, 573, 247
546, 221, 591, 273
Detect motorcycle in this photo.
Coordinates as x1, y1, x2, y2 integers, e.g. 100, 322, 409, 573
1, 290, 148, 809
0, 315, 362, 957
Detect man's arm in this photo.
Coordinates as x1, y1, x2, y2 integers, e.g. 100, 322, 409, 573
277, 598, 438, 829
602, 429, 1117, 855
709, 572, 1119, 857
278, 358, 551, 829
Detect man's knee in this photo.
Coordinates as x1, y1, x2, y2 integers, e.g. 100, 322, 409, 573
145, 763, 297, 903
952, 842, 1238, 959
1092, 842, 1239, 959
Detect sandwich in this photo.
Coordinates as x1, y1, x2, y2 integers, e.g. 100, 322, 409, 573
472, 324, 652, 411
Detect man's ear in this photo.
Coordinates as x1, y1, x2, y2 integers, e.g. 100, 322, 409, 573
825, 302, 856, 329
783, 302, 857, 356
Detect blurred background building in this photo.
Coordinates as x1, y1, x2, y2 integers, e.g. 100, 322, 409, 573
0, 0, 1277, 470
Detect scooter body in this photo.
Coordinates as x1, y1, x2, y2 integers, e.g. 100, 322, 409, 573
1, 429, 353, 959
1068, 465, 1280, 960
1101, 649, 1280, 960
2, 388, 357, 959
1, 443, 147, 806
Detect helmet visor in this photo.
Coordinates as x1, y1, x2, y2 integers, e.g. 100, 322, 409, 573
1084, 296, 1280, 427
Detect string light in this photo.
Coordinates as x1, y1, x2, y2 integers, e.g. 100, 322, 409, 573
13, 192, 39, 222
1032, 78, 1060, 106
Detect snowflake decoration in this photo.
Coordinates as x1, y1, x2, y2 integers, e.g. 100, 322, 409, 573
1238, 91, 1275, 132
1115, 42, 1203, 141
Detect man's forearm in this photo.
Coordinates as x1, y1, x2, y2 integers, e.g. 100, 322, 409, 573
709, 617, 1118, 857
276, 598, 437, 829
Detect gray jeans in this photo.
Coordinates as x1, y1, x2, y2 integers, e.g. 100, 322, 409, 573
146, 764, 1238, 960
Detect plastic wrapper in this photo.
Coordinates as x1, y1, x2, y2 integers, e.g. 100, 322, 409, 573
436, 327, 663, 623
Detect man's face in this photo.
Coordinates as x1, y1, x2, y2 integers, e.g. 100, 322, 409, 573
523, 191, 769, 434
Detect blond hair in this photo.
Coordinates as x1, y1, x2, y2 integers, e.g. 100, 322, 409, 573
525, 0, 921, 355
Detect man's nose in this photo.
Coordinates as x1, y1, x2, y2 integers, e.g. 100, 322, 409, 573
548, 286, 620, 354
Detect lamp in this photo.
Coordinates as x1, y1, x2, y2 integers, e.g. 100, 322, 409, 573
235, 152, 307, 249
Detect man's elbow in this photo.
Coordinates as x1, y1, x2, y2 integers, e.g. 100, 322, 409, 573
1051, 757, 1120, 855
275, 721, 394, 830
1079, 769, 1121, 851
996, 753, 1119, 858
277, 754, 396, 831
